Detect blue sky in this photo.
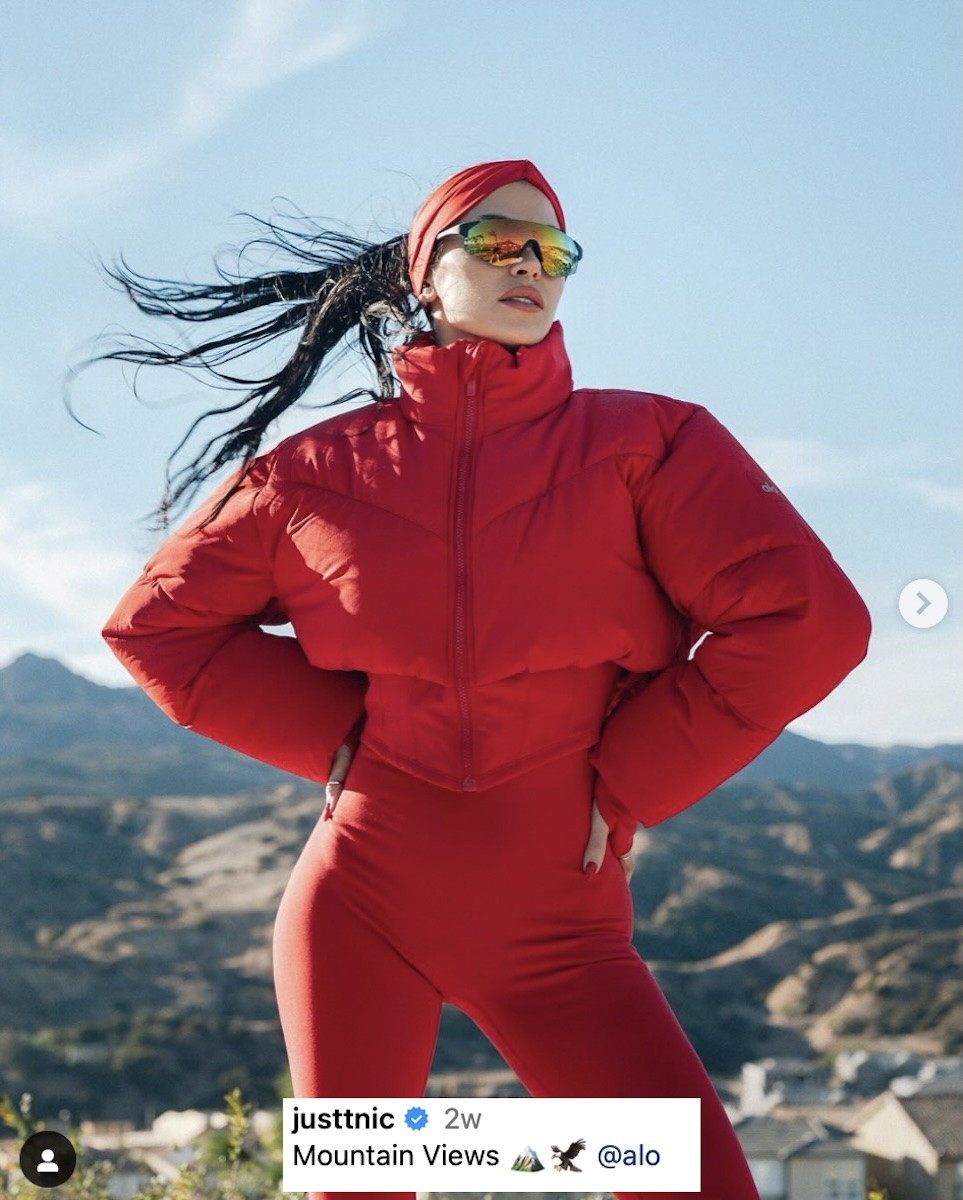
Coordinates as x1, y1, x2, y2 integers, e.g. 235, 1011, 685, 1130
0, 0, 959, 746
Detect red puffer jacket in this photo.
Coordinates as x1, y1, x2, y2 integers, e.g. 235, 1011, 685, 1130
103, 322, 870, 831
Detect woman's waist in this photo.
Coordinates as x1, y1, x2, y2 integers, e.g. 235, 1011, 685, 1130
359, 663, 625, 792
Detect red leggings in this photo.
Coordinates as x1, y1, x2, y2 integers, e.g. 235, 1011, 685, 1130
272, 745, 759, 1200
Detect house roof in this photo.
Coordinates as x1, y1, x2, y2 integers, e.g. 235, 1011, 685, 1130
735, 1116, 826, 1159
915, 1070, 963, 1096
790, 1137, 865, 1161
900, 1095, 963, 1158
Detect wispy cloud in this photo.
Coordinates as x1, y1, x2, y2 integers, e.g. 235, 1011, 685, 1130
902, 479, 963, 515
175, 0, 378, 139
0, 0, 388, 231
0, 479, 138, 636
744, 434, 962, 513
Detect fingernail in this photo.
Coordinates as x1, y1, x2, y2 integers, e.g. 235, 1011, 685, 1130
584, 862, 598, 877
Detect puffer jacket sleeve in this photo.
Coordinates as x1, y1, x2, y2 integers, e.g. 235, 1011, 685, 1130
102, 461, 367, 783
591, 403, 871, 832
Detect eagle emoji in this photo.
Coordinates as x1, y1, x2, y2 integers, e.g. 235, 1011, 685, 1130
550, 1138, 586, 1172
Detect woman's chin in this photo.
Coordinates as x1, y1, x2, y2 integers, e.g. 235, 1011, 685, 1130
431, 310, 553, 349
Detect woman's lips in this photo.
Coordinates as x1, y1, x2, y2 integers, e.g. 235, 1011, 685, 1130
499, 287, 544, 311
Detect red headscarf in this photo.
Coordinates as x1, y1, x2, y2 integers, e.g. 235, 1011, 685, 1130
407, 160, 566, 297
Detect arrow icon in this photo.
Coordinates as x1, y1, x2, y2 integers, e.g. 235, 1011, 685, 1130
899, 579, 947, 629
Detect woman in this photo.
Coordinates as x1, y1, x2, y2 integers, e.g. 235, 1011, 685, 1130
102, 159, 871, 1200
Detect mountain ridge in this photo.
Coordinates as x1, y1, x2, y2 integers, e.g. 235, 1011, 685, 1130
1, 760, 959, 1118
1, 651, 959, 1119
2, 651, 959, 796
0, 651, 304, 797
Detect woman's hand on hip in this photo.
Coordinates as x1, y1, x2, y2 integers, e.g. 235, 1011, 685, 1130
323, 741, 635, 885
322, 742, 353, 820
582, 800, 634, 882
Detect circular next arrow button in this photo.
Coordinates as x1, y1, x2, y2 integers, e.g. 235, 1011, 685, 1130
898, 578, 949, 629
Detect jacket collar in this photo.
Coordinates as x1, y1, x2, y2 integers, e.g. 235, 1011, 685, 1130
391, 321, 573, 433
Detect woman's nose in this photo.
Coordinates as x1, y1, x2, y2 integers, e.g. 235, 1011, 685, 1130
509, 244, 542, 277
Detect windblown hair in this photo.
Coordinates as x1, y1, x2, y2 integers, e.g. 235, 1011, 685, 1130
89, 210, 426, 525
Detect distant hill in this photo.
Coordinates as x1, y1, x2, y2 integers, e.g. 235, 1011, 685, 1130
0, 652, 304, 797
1, 652, 960, 1118
742, 730, 961, 790
632, 759, 963, 1071
0, 759, 958, 1118
0, 651, 960, 1121
1, 651, 959, 797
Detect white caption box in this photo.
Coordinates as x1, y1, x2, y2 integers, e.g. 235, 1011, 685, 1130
283, 1097, 700, 1193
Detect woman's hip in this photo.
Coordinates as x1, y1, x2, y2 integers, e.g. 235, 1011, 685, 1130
277, 743, 633, 969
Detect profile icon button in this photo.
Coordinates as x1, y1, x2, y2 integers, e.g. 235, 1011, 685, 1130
898, 578, 949, 629
19, 1130, 77, 1188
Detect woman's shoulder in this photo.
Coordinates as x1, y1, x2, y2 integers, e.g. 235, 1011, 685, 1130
568, 386, 707, 461
258, 398, 397, 489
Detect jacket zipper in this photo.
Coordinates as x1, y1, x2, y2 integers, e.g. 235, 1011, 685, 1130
454, 372, 478, 790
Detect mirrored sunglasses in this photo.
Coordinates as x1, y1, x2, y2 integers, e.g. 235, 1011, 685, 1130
434, 217, 583, 278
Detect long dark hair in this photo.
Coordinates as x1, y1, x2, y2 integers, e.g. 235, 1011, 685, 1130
86, 209, 426, 525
